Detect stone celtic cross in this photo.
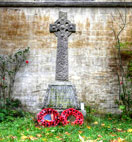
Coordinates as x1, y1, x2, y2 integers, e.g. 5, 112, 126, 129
50, 11, 76, 81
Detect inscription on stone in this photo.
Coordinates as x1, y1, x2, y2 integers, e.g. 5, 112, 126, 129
50, 11, 76, 81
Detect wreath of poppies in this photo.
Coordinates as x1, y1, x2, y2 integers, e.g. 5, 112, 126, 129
37, 108, 84, 127
37, 108, 60, 127
60, 108, 84, 125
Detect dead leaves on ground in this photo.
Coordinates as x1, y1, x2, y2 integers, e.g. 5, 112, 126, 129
78, 130, 83, 134
93, 121, 98, 125
101, 123, 105, 127
65, 132, 70, 135
56, 136, 63, 141
36, 134, 42, 138
79, 135, 103, 142
21, 134, 43, 141
98, 135, 103, 138
21, 135, 38, 141
79, 134, 127, 142
110, 137, 126, 142
127, 129, 132, 133
112, 128, 125, 132
87, 126, 91, 129
1, 120, 131, 142
35, 126, 42, 129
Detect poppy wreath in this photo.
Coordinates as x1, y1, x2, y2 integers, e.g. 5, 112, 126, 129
60, 108, 84, 126
37, 108, 60, 127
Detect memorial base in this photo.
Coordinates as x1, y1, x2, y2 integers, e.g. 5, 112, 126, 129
43, 81, 86, 116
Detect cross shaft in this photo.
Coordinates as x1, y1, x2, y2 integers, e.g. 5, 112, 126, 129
50, 11, 76, 81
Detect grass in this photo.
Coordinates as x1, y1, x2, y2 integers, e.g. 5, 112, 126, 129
0, 113, 132, 142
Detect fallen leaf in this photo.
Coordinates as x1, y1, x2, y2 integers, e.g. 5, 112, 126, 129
93, 121, 98, 125
46, 128, 50, 131
36, 134, 42, 138
98, 135, 102, 138
127, 129, 132, 133
21, 135, 28, 141
45, 133, 49, 136
65, 132, 70, 135
78, 130, 83, 134
35, 126, 41, 129
117, 137, 125, 142
11, 136, 17, 139
110, 134, 117, 137
56, 136, 63, 141
79, 135, 98, 142
101, 123, 105, 126
29, 136, 38, 141
116, 128, 123, 132
87, 126, 91, 129
110, 137, 125, 142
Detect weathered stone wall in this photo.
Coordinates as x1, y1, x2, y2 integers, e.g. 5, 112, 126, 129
0, 3, 132, 113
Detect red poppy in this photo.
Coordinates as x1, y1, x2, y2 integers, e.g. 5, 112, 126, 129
37, 108, 60, 127
60, 108, 84, 126
25, 60, 29, 64
120, 81, 123, 85
3, 77, 5, 80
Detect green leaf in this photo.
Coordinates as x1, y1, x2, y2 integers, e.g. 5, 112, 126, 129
0, 113, 5, 121
119, 105, 125, 110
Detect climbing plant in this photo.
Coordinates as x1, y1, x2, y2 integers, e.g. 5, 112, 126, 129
111, 9, 132, 116
0, 47, 30, 106
118, 43, 132, 113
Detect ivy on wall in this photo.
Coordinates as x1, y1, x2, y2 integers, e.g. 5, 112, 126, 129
0, 47, 30, 105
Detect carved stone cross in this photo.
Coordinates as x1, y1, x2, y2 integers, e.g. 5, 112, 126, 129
50, 11, 76, 81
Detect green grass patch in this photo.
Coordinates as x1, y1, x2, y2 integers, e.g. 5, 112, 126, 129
0, 114, 132, 142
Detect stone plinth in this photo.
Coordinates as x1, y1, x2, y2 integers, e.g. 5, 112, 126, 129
43, 81, 86, 116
